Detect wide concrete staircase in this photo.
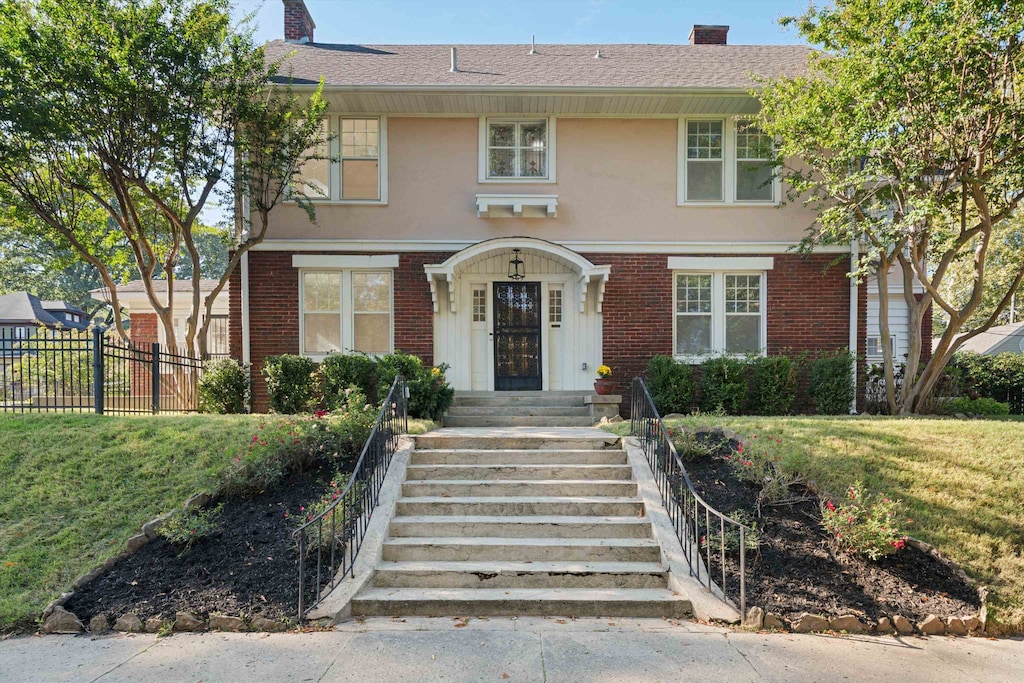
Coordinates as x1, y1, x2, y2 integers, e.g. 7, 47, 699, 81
350, 429, 693, 618
443, 391, 593, 427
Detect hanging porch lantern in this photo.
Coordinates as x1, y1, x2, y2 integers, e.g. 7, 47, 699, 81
507, 248, 525, 280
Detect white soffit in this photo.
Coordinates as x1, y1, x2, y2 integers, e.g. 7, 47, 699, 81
667, 256, 775, 271
291, 254, 400, 269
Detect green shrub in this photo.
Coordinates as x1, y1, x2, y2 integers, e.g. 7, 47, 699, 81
821, 482, 909, 561
377, 352, 454, 420
261, 355, 318, 414
727, 433, 798, 504
320, 353, 379, 408
313, 387, 379, 459
198, 358, 250, 414
699, 356, 748, 414
748, 355, 798, 415
645, 355, 695, 415
809, 350, 855, 415
944, 396, 1010, 416
947, 352, 1024, 414
158, 504, 223, 551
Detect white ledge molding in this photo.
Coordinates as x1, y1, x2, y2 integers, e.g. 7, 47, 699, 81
292, 254, 400, 269
667, 256, 775, 271
476, 194, 558, 218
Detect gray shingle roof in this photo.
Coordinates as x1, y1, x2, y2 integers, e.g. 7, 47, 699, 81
91, 279, 221, 294
264, 41, 813, 90
0, 291, 63, 327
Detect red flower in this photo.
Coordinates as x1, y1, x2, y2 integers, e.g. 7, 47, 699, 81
283, 512, 289, 518
314, 409, 328, 418
299, 506, 305, 512
825, 501, 836, 511
891, 539, 906, 550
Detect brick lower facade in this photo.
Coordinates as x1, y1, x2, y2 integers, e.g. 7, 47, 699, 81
233, 248, 867, 413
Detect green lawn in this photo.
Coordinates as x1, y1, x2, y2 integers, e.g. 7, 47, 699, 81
0, 413, 437, 632
605, 415, 1024, 634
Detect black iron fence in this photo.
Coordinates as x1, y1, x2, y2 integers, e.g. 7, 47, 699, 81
295, 375, 408, 619
630, 377, 750, 617
0, 327, 203, 414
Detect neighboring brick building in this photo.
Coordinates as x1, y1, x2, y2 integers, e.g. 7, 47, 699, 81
233, 1, 921, 412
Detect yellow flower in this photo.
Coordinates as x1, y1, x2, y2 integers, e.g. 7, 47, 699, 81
596, 365, 612, 378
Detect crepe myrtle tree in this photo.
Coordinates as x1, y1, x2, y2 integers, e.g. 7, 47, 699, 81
755, 0, 1024, 414
0, 0, 329, 357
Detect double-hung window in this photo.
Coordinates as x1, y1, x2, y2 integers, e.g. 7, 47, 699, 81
480, 118, 554, 181
301, 270, 393, 357
679, 118, 777, 204
294, 116, 386, 202
674, 271, 766, 358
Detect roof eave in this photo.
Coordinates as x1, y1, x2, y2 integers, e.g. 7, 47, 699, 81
272, 82, 760, 96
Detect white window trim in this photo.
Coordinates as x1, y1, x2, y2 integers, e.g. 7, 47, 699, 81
291, 115, 389, 205
297, 268, 395, 360
672, 269, 768, 362
677, 117, 781, 206
478, 116, 557, 184
865, 334, 896, 360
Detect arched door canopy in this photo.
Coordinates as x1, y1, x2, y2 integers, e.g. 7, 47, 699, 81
424, 237, 610, 313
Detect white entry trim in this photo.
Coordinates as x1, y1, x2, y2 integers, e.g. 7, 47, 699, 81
424, 237, 610, 313
292, 254, 400, 269
667, 256, 775, 271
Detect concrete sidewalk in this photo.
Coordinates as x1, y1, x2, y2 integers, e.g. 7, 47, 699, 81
1, 617, 1021, 683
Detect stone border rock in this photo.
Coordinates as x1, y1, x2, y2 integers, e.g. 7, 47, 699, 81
742, 606, 985, 637
39, 490, 213, 633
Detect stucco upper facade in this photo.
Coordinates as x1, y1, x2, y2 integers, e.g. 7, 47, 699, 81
262, 115, 822, 246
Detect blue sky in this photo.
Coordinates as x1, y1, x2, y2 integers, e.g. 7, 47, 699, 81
233, 0, 813, 46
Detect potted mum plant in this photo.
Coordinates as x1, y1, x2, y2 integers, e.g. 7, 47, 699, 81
594, 365, 615, 395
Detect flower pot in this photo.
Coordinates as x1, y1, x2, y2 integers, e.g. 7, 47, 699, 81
594, 378, 615, 395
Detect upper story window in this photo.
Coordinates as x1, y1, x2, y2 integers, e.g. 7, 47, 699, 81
479, 117, 556, 183
295, 116, 387, 203
678, 118, 777, 205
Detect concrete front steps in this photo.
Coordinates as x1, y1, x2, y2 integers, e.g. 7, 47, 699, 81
350, 428, 692, 619
443, 391, 594, 427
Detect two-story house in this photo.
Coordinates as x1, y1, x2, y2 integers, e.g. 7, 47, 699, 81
232, 0, 906, 411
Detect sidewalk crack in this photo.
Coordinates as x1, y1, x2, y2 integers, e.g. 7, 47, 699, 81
539, 632, 548, 683
89, 637, 163, 683
723, 633, 760, 677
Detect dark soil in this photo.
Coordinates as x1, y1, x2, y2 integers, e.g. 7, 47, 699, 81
684, 445, 981, 622
65, 465, 340, 624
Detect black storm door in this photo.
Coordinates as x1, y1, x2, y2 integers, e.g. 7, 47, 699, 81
493, 282, 542, 391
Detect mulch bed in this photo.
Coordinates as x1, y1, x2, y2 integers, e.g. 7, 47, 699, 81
684, 440, 980, 622
65, 465, 341, 625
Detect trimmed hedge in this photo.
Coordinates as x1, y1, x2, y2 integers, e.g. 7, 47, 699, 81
198, 358, 250, 414
699, 356, 748, 414
809, 350, 856, 415
644, 355, 695, 415
259, 351, 453, 419
947, 352, 1024, 414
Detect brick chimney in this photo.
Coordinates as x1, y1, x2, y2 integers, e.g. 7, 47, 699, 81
283, 0, 315, 44
689, 25, 729, 45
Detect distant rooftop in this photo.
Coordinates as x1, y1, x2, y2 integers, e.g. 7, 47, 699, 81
264, 41, 813, 91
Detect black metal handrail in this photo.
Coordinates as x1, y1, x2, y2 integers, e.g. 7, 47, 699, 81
630, 377, 749, 617
295, 375, 408, 619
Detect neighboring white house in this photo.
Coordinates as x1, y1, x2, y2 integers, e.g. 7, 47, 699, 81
942, 321, 1024, 356
89, 279, 230, 356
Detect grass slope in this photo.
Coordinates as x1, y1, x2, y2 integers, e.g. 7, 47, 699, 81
605, 415, 1024, 633
0, 414, 437, 632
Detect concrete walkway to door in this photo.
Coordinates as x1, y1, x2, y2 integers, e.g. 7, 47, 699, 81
2, 617, 1021, 682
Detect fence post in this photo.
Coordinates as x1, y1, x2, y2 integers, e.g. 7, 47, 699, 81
151, 343, 161, 414
92, 328, 104, 415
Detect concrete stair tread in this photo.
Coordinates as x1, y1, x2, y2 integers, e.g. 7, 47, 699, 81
391, 514, 650, 525
354, 587, 690, 603
376, 560, 666, 573
384, 536, 657, 548
407, 465, 632, 471
404, 479, 635, 485
398, 495, 641, 504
